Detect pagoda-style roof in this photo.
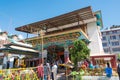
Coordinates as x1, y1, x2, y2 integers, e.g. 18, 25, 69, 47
0, 42, 39, 56
15, 6, 94, 34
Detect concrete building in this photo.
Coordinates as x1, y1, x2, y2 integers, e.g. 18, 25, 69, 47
101, 25, 120, 54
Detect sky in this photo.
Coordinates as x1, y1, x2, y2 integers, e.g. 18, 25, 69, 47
0, 0, 120, 39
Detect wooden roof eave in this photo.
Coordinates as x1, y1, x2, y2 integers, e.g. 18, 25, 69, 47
25, 28, 89, 45
15, 6, 94, 34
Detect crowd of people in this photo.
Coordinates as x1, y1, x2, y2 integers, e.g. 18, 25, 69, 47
3, 55, 120, 80
37, 58, 63, 80
78, 59, 120, 80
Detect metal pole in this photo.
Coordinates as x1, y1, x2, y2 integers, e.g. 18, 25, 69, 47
64, 41, 68, 80
41, 30, 44, 64
40, 30, 44, 80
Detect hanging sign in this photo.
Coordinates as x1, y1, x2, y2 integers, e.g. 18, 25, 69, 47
64, 48, 69, 63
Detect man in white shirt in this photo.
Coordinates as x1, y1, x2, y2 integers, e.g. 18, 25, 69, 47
51, 63, 58, 80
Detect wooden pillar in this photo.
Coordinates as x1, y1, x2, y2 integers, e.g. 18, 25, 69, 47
91, 57, 95, 65
111, 56, 117, 68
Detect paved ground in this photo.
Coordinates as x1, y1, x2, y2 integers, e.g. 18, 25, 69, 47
57, 73, 119, 80
56, 69, 120, 80
57, 73, 66, 80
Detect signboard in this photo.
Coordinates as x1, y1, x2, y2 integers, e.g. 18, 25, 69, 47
39, 50, 47, 58
42, 50, 47, 58
64, 48, 69, 63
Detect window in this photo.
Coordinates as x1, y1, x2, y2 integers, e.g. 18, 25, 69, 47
104, 48, 109, 53
102, 36, 106, 41
112, 30, 117, 34
112, 48, 120, 52
110, 35, 116, 40
106, 32, 109, 35
102, 32, 106, 35
102, 43, 107, 47
112, 41, 119, 46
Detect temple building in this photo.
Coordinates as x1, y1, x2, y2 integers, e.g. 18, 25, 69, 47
0, 31, 39, 69
15, 6, 116, 68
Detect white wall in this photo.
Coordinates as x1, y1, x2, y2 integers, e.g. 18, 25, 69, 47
87, 22, 104, 55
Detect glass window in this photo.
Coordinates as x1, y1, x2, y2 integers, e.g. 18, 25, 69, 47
104, 48, 109, 52
110, 35, 116, 40
101, 32, 103, 35
102, 36, 106, 41
112, 48, 120, 52
102, 43, 107, 47
102, 32, 106, 35
106, 32, 109, 35
112, 30, 117, 34
112, 41, 119, 46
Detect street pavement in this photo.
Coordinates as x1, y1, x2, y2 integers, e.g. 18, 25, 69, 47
57, 73, 66, 80
57, 73, 119, 80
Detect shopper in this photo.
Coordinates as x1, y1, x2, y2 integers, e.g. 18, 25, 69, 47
44, 63, 51, 80
117, 59, 120, 80
37, 63, 44, 80
105, 63, 112, 80
51, 62, 57, 80
46, 63, 51, 80
2, 54, 7, 69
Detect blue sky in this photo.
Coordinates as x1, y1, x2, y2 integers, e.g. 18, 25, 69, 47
0, 0, 120, 39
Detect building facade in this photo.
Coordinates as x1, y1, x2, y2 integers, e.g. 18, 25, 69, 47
101, 26, 120, 54
15, 6, 117, 68
0, 32, 22, 69
16, 6, 104, 56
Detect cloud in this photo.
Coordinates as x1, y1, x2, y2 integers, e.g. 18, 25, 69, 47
18, 34, 24, 40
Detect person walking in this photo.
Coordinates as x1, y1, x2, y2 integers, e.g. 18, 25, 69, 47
117, 59, 120, 80
51, 62, 58, 80
43, 63, 51, 80
105, 63, 112, 80
2, 54, 7, 69
46, 63, 51, 80
37, 63, 44, 80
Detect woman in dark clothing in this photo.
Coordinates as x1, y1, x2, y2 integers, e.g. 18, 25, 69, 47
117, 59, 120, 80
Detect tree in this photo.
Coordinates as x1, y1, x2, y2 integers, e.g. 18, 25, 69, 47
70, 40, 90, 69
